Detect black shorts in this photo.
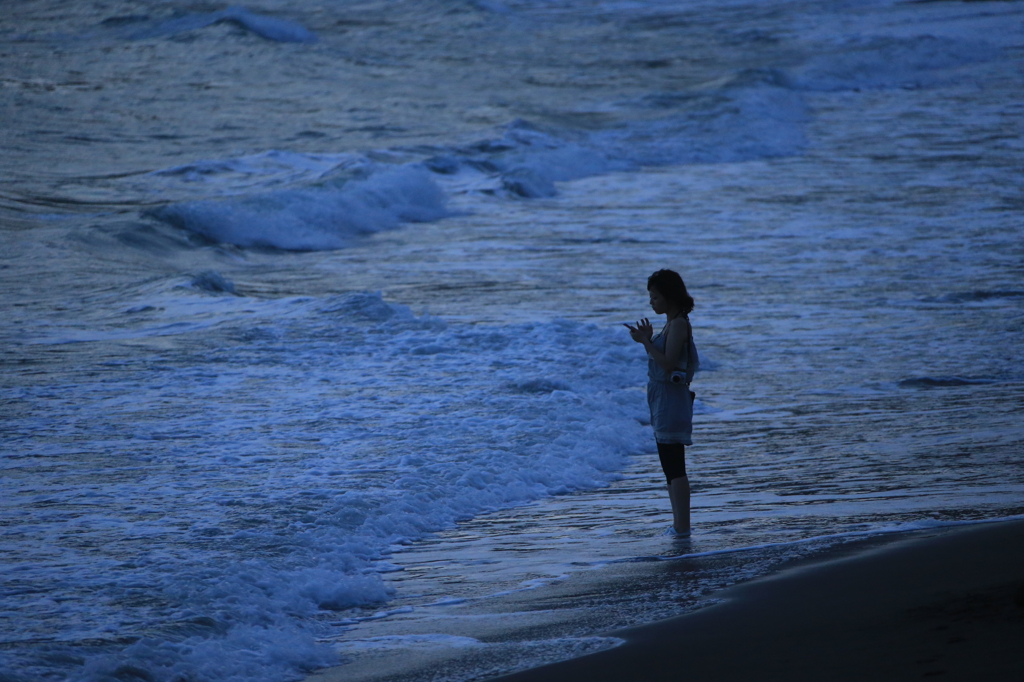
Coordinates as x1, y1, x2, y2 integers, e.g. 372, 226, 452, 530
656, 441, 687, 484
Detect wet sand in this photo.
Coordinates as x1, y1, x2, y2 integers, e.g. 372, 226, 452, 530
489, 519, 1024, 682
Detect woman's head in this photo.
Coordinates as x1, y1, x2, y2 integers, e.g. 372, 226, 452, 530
647, 269, 694, 316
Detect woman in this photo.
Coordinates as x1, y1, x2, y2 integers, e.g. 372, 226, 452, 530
625, 269, 698, 537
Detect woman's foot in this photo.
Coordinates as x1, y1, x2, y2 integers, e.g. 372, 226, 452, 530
662, 526, 691, 538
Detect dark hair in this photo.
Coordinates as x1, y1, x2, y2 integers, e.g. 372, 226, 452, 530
647, 269, 694, 315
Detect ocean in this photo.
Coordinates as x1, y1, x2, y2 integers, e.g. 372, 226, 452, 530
2, 0, 1022, 680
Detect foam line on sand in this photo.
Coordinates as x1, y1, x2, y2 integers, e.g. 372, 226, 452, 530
489, 519, 1024, 681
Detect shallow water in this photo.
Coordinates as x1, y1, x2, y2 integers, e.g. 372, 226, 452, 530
2, 0, 1023, 680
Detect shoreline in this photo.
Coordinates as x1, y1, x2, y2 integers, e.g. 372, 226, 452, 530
306, 518, 1024, 682
488, 518, 1024, 681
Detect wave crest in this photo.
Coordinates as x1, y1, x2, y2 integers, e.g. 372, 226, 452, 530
146, 165, 448, 251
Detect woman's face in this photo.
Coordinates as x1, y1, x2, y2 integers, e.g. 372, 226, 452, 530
648, 286, 669, 315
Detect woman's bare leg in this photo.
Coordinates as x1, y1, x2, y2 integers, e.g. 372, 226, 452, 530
668, 476, 690, 535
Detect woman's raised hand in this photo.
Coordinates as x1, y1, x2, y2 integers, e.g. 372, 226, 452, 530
624, 318, 653, 343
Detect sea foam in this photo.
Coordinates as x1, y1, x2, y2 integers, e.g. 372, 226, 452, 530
445, 81, 807, 184
3, 292, 650, 682
595, 83, 808, 166
147, 165, 448, 250
140, 74, 808, 250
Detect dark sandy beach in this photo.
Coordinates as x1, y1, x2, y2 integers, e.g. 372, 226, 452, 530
489, 519, 1024, 682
